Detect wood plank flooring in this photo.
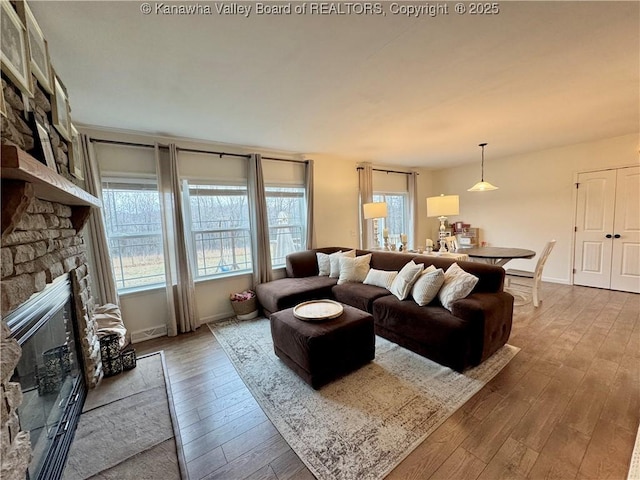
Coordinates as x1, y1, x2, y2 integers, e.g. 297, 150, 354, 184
135, 283, 639, 479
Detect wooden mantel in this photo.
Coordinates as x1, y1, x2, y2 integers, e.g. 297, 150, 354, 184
1, 145, 101, 208
1, 145, 100, 233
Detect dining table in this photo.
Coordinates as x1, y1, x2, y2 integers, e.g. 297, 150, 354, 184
460, 246, 536, 267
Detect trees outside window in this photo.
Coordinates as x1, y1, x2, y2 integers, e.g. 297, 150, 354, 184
102, 179, 165, 291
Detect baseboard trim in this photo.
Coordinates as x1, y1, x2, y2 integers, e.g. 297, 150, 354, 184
199, 310, 236, 326
542, 276, 570, 285
131, 325, 168, 343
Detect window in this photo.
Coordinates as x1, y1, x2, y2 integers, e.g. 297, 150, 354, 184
102, 179, 165, 291
373, 193, 408, 245
265, 186, 306, 267
185, 183, 252, 279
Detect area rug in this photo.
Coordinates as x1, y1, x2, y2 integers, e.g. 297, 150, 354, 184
63, 352, 186, 479
208, 317, 519, 480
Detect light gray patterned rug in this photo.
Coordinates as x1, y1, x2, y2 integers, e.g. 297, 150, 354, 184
208, 317, 519, 480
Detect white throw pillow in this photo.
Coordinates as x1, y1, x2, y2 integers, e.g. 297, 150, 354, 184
412, 266, 445, 306
363, 268, 398, 290
389, 260, 424, 300
316, 252, 334, 276
337, 254, 372, 285
329, 249, 355, 278
438, 263, 479, 311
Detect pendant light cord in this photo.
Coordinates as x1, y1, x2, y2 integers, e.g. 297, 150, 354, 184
479, 142, 487, 181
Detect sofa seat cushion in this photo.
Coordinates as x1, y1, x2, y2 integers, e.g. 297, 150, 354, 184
255, 276, 337, 314
372, 295, 473, 371
332, 283, 392, 313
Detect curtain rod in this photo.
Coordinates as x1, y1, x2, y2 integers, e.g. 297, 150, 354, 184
90, 138, 308, 163
356, 166, 418, 175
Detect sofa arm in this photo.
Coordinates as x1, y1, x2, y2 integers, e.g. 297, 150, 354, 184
451, 292, 514, 364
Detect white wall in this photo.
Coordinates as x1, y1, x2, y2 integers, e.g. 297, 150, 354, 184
430, 133, 639, 283
312, 154, 360, 249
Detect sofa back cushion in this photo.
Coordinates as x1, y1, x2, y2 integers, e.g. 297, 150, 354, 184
286, 247, 344, 278
363, 250, 419, 272
411, 255, 504, 293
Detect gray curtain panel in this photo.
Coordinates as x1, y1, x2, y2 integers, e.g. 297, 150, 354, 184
408, 171, 418, 250
358, 162, 374, 249
80, 134, 120, 306
155, 143, 199, 335
248, 153, 273, 285
305, 159, 315, 250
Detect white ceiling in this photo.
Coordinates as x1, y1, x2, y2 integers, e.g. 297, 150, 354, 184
31, 1, 639, 168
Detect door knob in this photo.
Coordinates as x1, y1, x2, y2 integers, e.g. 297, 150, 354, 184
606, 234, 612, 238
614, 234, 621, 239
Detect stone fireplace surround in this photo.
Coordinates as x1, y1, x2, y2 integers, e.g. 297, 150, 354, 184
1, 145, 101, 479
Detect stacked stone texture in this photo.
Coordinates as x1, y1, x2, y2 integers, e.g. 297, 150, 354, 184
0, 324, 31, 480
1, 198, 86, 313
1, 77, 73, 182
0, 197, 103, 385
71, 265, 103, 388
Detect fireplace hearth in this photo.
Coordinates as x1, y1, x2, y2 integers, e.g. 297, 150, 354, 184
6, 274, 86, 480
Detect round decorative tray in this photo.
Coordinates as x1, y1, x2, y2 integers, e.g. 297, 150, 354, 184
293, 300, 344, 322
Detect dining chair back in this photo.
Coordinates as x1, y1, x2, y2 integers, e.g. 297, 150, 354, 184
444, 236, 458, 252
506, 240, 556, 307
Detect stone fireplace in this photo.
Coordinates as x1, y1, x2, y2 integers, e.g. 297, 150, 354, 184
1, 145, 101, 479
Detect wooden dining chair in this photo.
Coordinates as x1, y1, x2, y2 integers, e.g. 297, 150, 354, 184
444, 236, 458, 252
505, 240, 556, 307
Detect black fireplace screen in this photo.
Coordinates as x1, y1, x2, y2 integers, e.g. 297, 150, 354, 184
7, 274, 85, 480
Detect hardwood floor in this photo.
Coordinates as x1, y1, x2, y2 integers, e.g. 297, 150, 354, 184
135, 283, 639, 480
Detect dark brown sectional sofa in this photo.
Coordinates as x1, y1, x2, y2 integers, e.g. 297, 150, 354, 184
255, 247, 514, 371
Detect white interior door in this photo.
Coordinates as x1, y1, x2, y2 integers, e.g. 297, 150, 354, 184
574, 169, 616, 289
610, 166, 640, 293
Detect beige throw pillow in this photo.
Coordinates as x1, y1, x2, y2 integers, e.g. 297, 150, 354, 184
389, 260, 424, 300
316, 252, 334, 276
337, 254, 372, 285
363, 268, 398, 290
438, 263, 479, 311
329, 249, 355, 278
411, 265, 445, 306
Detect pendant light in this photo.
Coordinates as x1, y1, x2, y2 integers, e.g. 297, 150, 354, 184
468, 143, 499, 192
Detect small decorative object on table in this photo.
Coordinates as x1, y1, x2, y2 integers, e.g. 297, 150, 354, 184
293, 299, 344, 322
383, 228, 390, 250
425, 239, 433, 253
230, 290, 259, 320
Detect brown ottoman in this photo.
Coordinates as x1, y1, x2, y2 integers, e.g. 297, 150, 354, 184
270, 303, 375, 389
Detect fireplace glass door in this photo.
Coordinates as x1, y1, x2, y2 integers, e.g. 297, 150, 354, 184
7, 274, 85, 480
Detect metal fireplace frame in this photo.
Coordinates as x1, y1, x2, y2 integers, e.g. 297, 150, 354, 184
6, 274, 87, 480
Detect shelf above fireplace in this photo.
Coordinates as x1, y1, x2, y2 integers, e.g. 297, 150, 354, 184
1, 145, 101, 209
1, 145, 101, 234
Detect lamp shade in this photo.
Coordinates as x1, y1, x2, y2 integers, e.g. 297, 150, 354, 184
426, 194, 460, 217
468, 180, 499, 192
363, 202, 388, 219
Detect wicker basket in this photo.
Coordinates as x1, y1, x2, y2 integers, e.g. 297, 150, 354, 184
231, 297, 257, 316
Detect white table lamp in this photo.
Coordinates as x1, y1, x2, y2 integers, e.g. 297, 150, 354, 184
363, 202, 388, 249
427, 194, 460, 253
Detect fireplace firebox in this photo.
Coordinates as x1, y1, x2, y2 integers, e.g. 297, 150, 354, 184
6, 274, 86, 480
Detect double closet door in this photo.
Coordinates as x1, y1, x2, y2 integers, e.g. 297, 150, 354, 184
573, 165, 639, 293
